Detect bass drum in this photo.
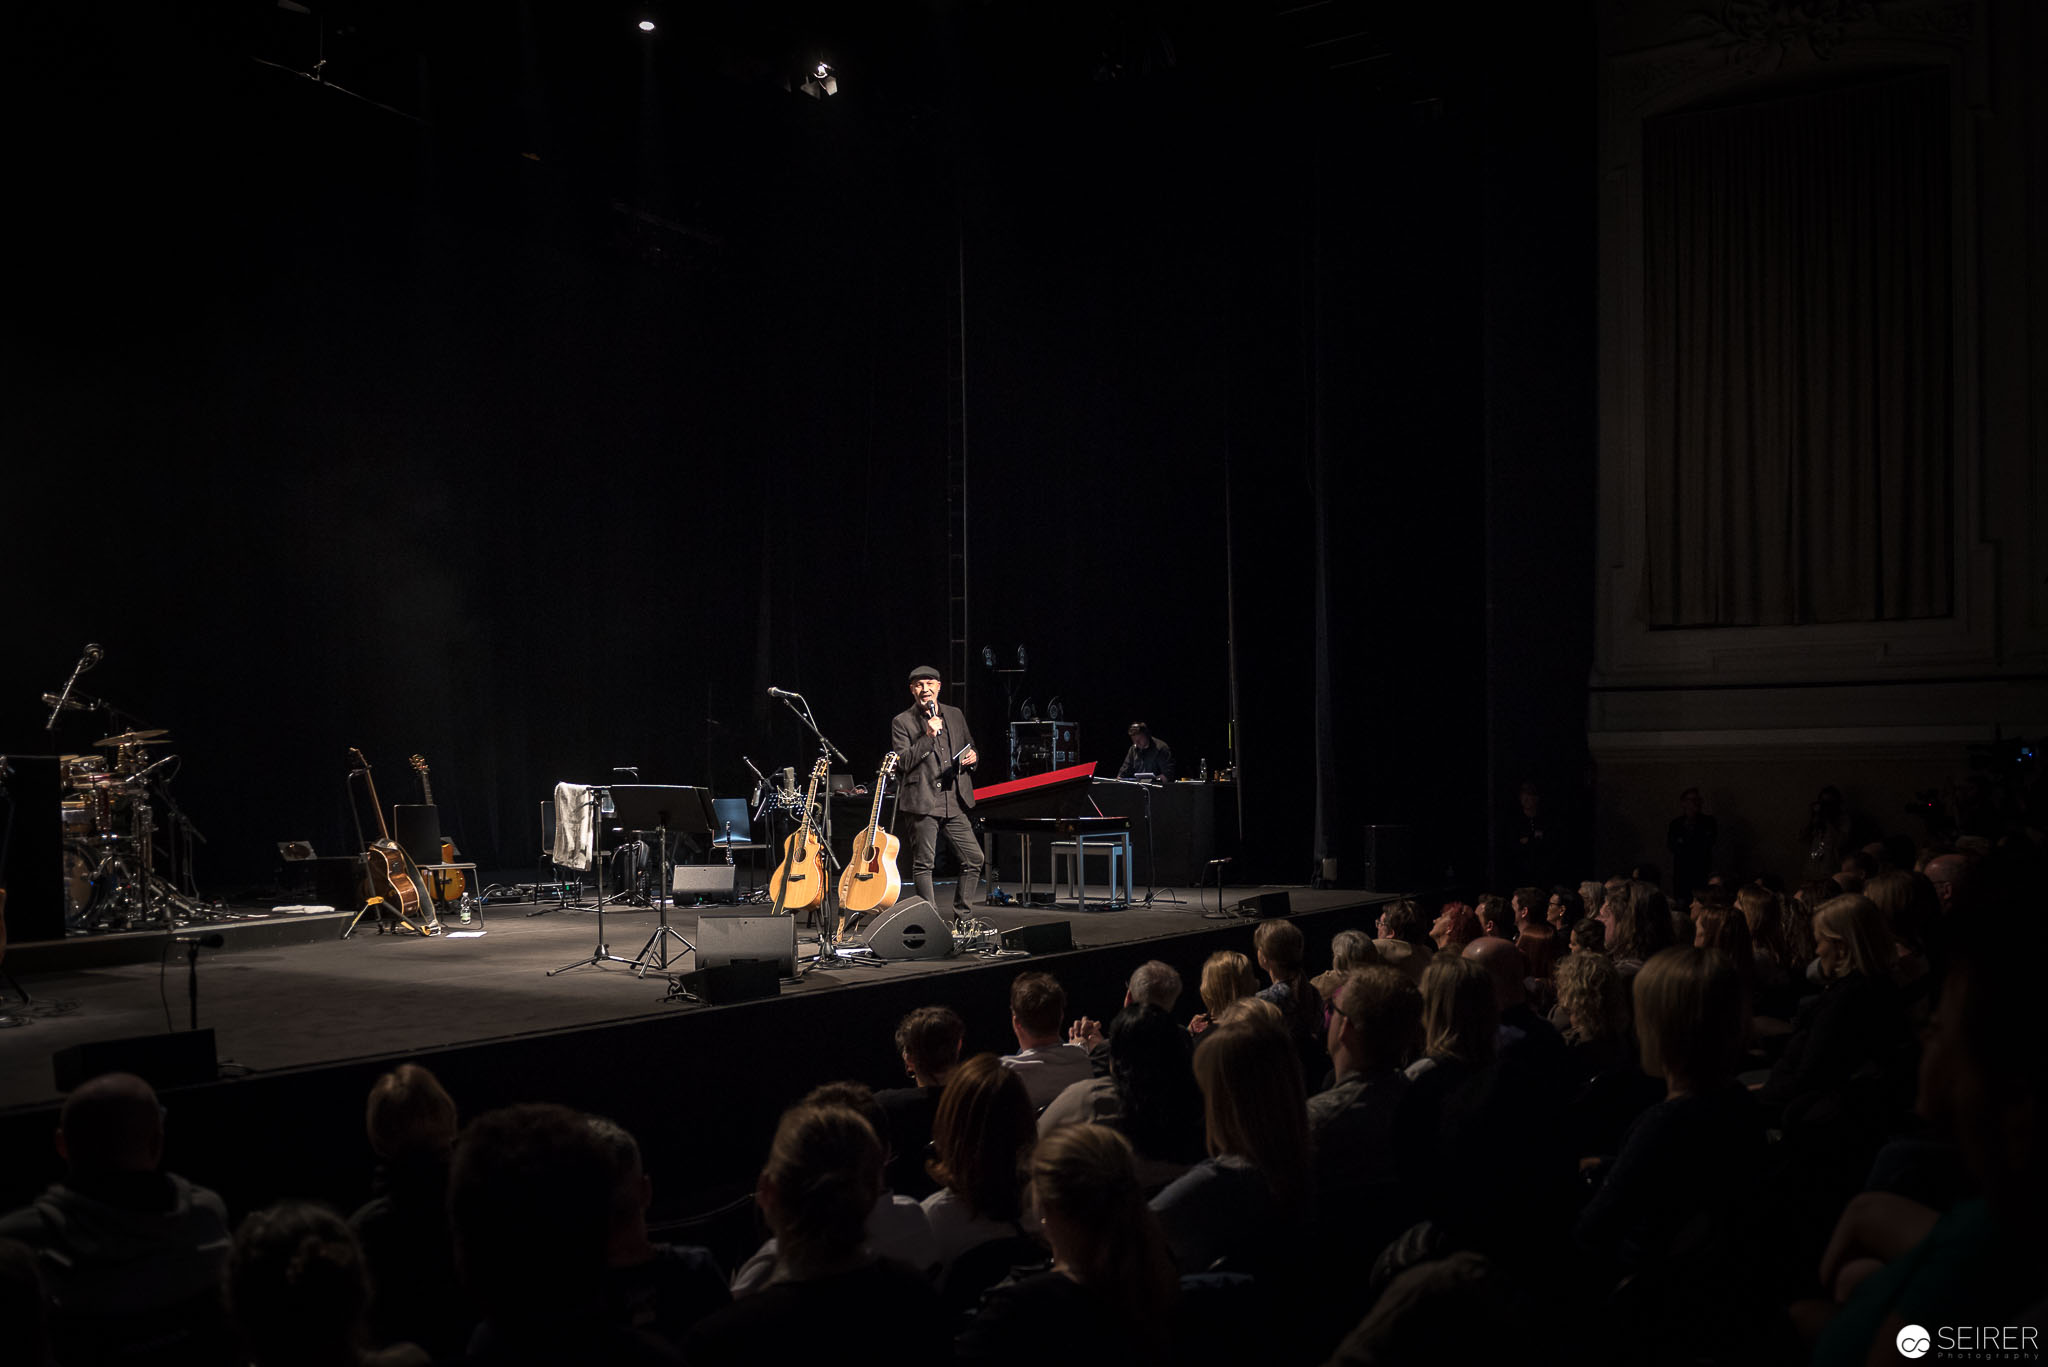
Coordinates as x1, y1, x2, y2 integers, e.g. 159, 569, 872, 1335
63, 842, 140, 931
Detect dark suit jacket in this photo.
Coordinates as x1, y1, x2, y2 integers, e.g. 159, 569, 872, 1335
891, 703, 977, 816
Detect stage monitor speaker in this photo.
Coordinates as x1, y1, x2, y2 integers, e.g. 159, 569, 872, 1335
673, 961, 780, 1004
694, 912, 795, 976
861, 898, 955, 960
1241, 891, 1292, 918
672, 864, 737, 901
1361, 825, 1417, 893
999, 920, 1073, 955
54, 1029, 218, 1093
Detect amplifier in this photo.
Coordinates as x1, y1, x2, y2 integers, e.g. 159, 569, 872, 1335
1000, 920, 1074, 955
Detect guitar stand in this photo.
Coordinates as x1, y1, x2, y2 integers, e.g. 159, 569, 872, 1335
343, 895, 435, 940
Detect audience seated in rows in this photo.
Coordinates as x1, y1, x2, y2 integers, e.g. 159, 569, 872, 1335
1067, 958, 1182, 1074
1308, 966, 1421, 1244
1370, 900, 1430, 983
1252, 920, 1327, 1083
1041, 1004, 1203, 1192
0, 1071, 233, 1367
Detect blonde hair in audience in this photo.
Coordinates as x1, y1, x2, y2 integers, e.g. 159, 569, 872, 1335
1554, 951, 1628, 1043
1735, 884, 1789, 965
1418, 954, 1498, 1066
1813, 895, 1897, 981
1198, 950, 1257, 1016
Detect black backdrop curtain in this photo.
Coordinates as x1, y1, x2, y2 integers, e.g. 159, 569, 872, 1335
1641, 69, 1953, 628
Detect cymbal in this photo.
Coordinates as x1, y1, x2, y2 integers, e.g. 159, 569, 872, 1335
94, 729, 169, 747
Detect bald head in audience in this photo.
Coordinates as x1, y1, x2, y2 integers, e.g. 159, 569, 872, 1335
1462, 937, 1528, 1010
57, 1073, 164, 1175
1924, 854, 1972, 913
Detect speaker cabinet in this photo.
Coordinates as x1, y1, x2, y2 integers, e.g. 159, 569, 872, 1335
672, 864, 737, 900
998, 920, 1073, 955
673, 962, 780, 1004
694, 911, 795, 975
1241, 891, 1292, 918
3, 756, 63, 943
860, 898, 955, 960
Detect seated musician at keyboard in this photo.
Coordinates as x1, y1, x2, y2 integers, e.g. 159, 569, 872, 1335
1116, 722, 1175, 784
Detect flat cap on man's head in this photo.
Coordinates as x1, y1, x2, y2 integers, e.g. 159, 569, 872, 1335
908, 665, 942, 683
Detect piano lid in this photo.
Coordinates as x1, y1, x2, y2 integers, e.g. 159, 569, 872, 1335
974, 761, 1098, 818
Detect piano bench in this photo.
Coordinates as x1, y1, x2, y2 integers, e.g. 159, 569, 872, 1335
1050, 834, 1134, 909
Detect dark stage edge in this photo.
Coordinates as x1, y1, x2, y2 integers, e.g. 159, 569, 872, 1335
0, 884, 1398, 1222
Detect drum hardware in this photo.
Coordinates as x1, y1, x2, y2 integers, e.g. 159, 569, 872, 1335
43, 643, 103, 731
93, 729, 171, 748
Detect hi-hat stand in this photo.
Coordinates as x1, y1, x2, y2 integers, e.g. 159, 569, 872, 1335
548, 786, 639, 975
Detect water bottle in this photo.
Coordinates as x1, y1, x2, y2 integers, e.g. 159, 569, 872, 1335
1199, 757, 1209, 781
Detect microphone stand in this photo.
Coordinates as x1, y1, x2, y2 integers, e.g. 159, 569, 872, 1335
773, 693, 872, 969
44, 646, 102, 731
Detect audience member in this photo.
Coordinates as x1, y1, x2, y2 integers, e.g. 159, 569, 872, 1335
0, 1071, 233, 1367
1546, 885, 1586, 936
1000, 973, 1093, 1109
1601, 879, 1675, 976
1429, 902, 1482, 952
1575, 948, 1766, 1277
1324, 1252, 1529, 1367
1807, 889, 2048, 1363
1372, 901, 1430, 983
1510, 887, 1547, 934
1475, 894, 1515, 942
1310, 967, 1422, 1238
1189, 949, 1257, 1035
1069, 959, 1185, 1064
1150, 1017, 1310, 1274
1515, 920, 1562, 1014
1736, 884, 1793, 982
1569, 918, 1606, 955
584, 1115, 733, 1343
1553, 951, 1660, 1158
227, 1200, 427, 1367
874, 1005, 963, 1200
689, 1103, 948, 1367
348, 1063, 466, 1360
1042, 1005, 1202, 1191
1922, 852, 1973, 916
921, 1054, 1042, 1287
1576, 880, 1606, 928
1313, 928, 1381, 1003
957, 1125, 1177, 1366
450, 1102, 672, 1366
1252, 919, 1326, 1080
1760, 895, 1912, 1120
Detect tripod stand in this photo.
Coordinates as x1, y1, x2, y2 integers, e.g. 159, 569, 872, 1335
548, 786, 639, 975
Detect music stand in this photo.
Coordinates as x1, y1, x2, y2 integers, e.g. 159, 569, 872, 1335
548, 786, 638, 976
611, 784, 716, 976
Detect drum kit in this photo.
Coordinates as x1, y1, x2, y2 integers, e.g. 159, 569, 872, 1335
41, 642, 219, 933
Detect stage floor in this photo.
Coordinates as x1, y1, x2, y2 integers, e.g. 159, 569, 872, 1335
0, 882, 1381, 1112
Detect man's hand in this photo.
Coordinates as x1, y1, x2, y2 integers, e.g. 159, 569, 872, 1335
1068, 1017, 1104, 1049
925, 712, 944, 737
960, 747, 977, 767
1188, 1012, 1211, 1035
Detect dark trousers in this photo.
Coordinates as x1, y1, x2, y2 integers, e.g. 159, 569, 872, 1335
906, 809, 984, 909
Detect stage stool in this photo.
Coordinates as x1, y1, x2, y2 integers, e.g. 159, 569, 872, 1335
1050, 833, 1134, 911
417, 863, 483, 925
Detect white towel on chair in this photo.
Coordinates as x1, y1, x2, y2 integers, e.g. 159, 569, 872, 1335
553, 782, 597, 871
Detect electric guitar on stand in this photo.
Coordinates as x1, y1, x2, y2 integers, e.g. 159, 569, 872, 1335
406, 754, 467, 907
836, 752, 901, 933
767, 758, 830, 917
348, 748, 433, 936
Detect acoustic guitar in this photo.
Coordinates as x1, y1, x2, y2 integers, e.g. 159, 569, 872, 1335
836, 752, 901, 926
767, 758, 830, 915
407, 754, 467, 905
349, 748, 430, 932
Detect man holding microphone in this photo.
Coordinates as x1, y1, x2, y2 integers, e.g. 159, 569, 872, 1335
890, 665, 985, 911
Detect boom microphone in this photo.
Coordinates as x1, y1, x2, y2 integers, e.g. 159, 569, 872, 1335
766, 687, 800, 700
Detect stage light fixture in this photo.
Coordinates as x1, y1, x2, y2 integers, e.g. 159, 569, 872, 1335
1020, 698, 1038, 721
799, 61, 838, 98
1047, 696, 1066, 722
981, 645, 996, 669
638, 19, 655, 32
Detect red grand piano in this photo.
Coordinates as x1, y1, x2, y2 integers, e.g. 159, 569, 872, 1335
975, 763, 1133, 910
